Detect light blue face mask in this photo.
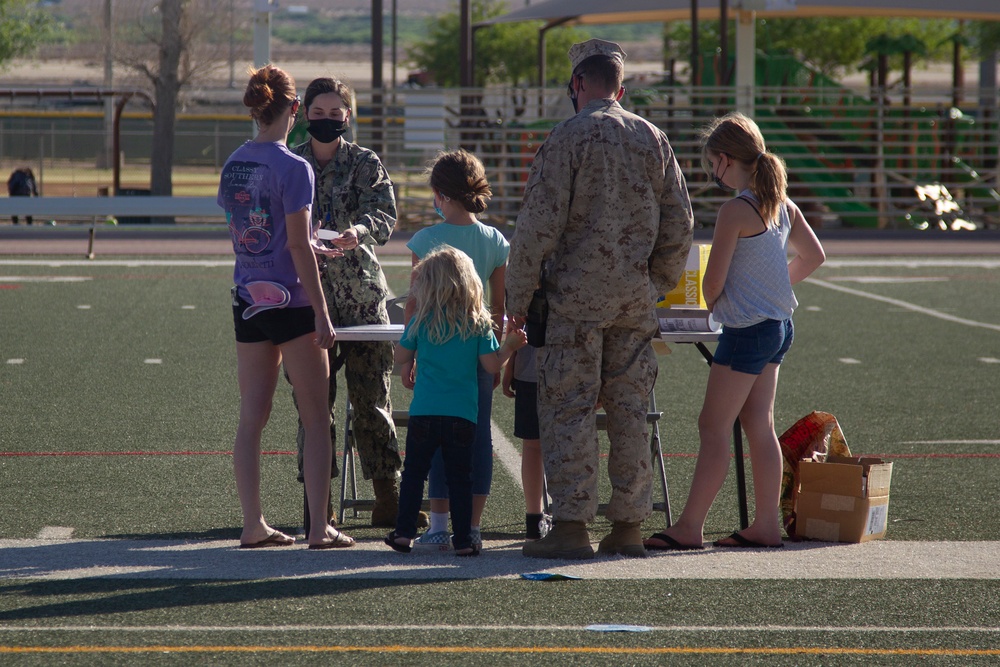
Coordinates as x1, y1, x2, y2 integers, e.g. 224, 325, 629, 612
433, 196, 446, 220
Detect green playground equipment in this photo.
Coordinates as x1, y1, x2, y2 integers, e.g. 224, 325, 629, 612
640, 52, 999, 228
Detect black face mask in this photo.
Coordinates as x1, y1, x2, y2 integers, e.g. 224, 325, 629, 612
307, 118, 348, 144
713, 158, 731, 191
567, 78, 579, 113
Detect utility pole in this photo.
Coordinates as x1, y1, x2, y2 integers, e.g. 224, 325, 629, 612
391, 0, 397, 89
253, 0, 276, 68
228, 0, 236, 88
459, 0, 472, 87
372, 0, 384, 155
100, 0, 114, 170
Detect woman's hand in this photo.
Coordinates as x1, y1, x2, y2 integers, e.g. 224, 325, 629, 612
332, 227, 360, 250
314, 313, 336, 349
310, 238, 345, 258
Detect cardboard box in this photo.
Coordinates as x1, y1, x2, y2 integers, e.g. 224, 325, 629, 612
795, 456, 893, 543
657, 244, 711, 308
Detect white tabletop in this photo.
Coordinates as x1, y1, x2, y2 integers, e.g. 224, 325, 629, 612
658, 331, 719, 344
334, 324, 404, 341
333, 323, 717, 345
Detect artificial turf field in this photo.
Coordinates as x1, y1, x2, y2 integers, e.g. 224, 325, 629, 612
1, 249, 999, 664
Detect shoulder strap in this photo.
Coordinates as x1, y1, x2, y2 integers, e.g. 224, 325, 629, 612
736, 195, 769, 231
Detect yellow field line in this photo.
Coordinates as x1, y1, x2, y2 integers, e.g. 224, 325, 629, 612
2, 645, 998, 656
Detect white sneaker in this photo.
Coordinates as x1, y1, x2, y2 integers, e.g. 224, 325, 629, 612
413, 530, 452, 552
538, 514, 552, 539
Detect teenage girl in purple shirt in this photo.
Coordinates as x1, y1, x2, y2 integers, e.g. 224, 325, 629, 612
218, 64, 353, 550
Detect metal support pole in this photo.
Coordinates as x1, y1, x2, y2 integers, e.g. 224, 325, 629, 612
253, 0, 274, 68
371, 0, 384, 156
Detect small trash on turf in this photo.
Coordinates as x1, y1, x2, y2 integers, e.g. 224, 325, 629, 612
520, 572, 582, 581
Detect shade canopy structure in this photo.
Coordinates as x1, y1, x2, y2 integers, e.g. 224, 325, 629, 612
484, 0, 1000, 25
479, 0, 1000, 114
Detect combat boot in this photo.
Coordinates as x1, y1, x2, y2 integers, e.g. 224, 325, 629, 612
522, 520, 594, 560
371, 478, 428, 528
371, 478, 400, 527
597, 521, 648, 558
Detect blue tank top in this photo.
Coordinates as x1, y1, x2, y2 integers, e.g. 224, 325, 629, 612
711, 190, 798, 328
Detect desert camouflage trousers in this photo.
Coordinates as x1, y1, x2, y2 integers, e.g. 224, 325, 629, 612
536, 312, 659, 523
292, 293, 401, 483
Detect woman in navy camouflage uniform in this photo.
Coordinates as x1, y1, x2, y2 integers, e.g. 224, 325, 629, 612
290, 78, 420, 528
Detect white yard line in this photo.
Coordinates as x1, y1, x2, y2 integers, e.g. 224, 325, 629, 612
805, 277, 1000, 332
1, 624, 997, 634
0, 259, 233, 268
900, 439, 1000, 445
492, 421, 524, 492
822, 258, 1000, 269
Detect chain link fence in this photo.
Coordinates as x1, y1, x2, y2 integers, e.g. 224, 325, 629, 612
2, 83, 998, 230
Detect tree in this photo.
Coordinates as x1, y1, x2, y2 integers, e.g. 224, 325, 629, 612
408, 0, 583, 87
969, 21, 1000, 58
941, 29, 971, 107
111, 0, 233, 200
896, 34, 929, 106
864, 33, 902, 92
0, 0, 53, 66
720, 17, 950, 76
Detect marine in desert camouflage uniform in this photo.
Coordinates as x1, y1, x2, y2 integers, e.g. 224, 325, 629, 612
289, 77, 415, 529
506, 39, 694, 559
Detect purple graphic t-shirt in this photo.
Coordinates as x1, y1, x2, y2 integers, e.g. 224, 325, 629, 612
218, 140, 315, 307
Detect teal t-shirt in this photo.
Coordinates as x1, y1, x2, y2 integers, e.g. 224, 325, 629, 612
406, 221, 509, 291
400, 317, 499, 423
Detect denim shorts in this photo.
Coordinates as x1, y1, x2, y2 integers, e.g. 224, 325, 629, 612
713, 318, 794, 375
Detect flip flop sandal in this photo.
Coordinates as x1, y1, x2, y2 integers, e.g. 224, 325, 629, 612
308, 528, 356, 549
383, 530, 412, 554
644, 532, 705, 551
239, 530, 295, 549
712, 532, 784, 549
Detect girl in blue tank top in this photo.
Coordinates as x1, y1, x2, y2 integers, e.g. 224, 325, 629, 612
645, 112, 826, 552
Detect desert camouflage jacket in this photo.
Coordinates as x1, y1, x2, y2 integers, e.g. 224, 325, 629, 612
507, 98, 694, 322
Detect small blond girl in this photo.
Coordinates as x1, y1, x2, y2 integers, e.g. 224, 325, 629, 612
386, 247, 525, 557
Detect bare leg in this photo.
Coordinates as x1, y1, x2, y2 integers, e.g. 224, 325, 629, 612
234, 341, 283, 545
521, 438, 544, 515
645, 363, 756, 548
281, 333, 352, 547
472, 495, 487, 527
728, 363, 783, 546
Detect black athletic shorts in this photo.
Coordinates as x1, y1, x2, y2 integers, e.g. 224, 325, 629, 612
512, 378, 540, 440
233, 295, 315, 345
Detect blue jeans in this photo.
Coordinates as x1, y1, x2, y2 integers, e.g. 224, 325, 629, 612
427, 365, 493, 498
396, 415, 476, 549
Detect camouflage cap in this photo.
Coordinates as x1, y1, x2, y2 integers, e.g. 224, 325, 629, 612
568, 38, 627, 71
